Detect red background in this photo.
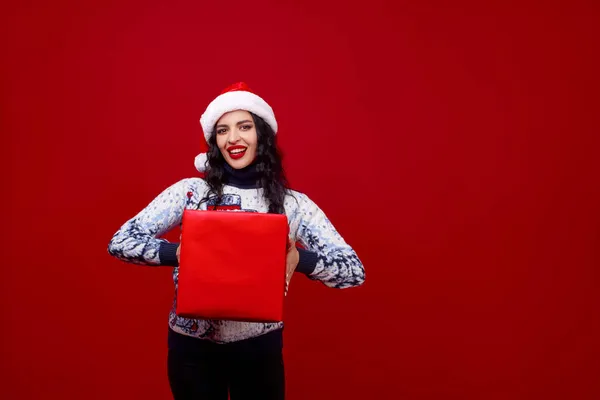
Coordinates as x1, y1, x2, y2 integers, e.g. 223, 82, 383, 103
2, 1, 599, 399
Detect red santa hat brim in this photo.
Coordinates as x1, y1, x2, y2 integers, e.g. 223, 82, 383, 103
199, 90, 278, 141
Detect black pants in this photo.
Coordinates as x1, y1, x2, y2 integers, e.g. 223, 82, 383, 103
167, 328, 285, 400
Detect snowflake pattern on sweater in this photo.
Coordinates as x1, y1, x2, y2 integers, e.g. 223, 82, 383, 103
108, 178, 365, 343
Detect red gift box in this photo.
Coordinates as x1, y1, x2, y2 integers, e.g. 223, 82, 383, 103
175, 209, 289, 322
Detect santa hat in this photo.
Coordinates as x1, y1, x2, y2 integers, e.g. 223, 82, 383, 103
194, 82, 278, 173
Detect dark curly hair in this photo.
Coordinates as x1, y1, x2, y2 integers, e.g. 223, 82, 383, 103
202, 112, 290, 214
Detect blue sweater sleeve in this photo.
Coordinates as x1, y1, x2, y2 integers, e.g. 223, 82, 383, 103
107, 178, 198, 266
292, 193, 365, 289
296, 247, 318, 275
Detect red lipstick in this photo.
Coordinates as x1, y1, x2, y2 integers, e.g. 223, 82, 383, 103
227, 145, 247, 160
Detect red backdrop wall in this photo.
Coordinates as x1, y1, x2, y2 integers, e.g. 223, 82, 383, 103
2, 1, 599, 399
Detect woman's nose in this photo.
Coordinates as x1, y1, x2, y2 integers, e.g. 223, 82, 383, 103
227, 129, 241, 143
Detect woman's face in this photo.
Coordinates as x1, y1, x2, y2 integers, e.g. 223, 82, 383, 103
215, 110, 258, 169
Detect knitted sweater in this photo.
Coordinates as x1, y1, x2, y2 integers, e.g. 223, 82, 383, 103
107, 165, 365, 343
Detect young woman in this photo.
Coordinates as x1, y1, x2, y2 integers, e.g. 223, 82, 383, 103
107, 82, 365, 400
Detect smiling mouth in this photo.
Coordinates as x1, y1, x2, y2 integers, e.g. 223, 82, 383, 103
228, 147, 247, 160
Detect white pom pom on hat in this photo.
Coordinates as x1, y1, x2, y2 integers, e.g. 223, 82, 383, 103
194, 153, 208, 173
195, 82, 278, 173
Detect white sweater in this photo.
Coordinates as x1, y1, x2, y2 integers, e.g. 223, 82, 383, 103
108, 177, 365, 343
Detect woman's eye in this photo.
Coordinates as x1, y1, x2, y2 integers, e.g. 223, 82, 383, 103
241, 125, 252, 131
217, 128, 227, 134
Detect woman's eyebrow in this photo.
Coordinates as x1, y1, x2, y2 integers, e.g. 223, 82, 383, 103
216, 120, 252, 129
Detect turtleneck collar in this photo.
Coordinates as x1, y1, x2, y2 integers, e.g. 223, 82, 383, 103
222, 162, 261, 189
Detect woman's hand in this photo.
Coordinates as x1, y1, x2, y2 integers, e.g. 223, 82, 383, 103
177, 232, 182, 264
286, 237, 299, 294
